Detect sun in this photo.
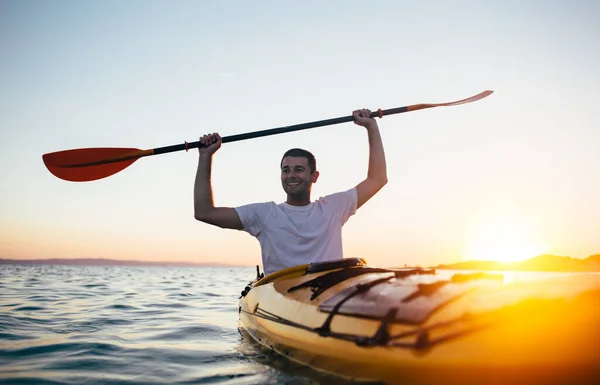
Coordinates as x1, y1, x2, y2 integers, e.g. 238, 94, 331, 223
461, 218, 548, 263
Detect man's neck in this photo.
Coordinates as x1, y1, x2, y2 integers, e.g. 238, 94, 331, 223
286, 195, 311, 206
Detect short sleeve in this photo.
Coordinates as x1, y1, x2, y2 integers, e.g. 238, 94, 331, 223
234, 202, 273, 236
320, 187, 358, 223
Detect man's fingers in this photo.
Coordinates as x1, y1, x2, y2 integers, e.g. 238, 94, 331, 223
199, 133, 221, 145
353, 109, 372, 120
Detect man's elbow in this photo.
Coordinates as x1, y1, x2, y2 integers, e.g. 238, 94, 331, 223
368, 176, 388, 195
194, 211, 219, 227
365, 175, 388, 192
194, 207, 211, 222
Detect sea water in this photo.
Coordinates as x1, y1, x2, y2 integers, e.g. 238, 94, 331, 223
0, 264, 358, 385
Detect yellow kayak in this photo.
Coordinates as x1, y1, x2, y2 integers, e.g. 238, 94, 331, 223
238, 258, 600, 385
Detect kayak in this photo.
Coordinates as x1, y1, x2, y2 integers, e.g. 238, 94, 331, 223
238, 258, 600, 385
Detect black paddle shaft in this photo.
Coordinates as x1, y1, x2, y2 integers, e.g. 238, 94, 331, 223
152, 107, 408, 156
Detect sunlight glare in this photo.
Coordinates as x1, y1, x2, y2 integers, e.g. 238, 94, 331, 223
462, 217, 548, 263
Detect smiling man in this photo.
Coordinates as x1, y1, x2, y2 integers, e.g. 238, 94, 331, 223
193, 109, 388, 275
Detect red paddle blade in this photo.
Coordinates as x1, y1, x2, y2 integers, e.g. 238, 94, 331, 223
408, 90, 494, 112
42, 147, 151, 182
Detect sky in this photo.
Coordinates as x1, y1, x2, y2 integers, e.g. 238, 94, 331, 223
1, 0, 599, 268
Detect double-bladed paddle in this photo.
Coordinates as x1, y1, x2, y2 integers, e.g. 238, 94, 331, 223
42, 90, 493, 182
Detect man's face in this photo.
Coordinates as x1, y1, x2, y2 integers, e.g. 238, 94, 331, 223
280, 156, 318, 196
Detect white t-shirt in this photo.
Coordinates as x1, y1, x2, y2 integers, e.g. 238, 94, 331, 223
234, 188, 358, 275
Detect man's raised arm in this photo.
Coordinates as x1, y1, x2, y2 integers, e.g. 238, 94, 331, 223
194, 133, 244, 230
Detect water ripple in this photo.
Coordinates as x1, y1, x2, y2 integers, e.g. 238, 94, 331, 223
0, 264, 332, 384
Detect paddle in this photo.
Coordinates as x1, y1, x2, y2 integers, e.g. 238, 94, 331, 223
43, 90, 493, 182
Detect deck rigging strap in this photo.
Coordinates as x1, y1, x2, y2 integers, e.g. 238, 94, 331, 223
287, 267, 392, 300
241, 303, 489, 350
314, 275, 397, 335
288, 266, 436, 300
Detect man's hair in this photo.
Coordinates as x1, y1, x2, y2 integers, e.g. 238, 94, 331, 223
280, 148, 317, 174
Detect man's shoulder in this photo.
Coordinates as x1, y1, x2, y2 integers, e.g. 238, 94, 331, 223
236, 200, 277, 207
315, 187, 357, 204
235, 200, 277, 215
318, 187, 357, 199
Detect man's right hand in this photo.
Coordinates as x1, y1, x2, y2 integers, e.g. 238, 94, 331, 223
199, 133, 222, 156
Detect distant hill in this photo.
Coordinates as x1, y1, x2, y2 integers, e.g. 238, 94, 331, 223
435, 254, 600, 272
0, 258, 250, 268
587, 254, 600, 264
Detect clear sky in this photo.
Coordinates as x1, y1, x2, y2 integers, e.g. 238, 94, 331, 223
1, 0, 599, 268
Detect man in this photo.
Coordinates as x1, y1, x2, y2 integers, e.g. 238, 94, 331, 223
194, 108, 387, 275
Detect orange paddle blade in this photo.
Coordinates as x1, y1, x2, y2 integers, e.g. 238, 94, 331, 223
407, 90, 493, 112
42, 147, 153, 182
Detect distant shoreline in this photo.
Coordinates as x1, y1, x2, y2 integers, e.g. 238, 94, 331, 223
2, 254, 599, 272
434, 254, 600, 273
0, 258, 251, 269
